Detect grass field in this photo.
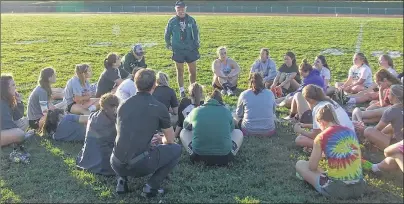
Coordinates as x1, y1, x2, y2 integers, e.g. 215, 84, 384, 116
1, 14, 403, 203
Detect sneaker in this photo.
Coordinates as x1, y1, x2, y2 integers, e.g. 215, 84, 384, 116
180, 90, 186, 98
9, 148, 30, 164
116, 177, 129, 194
141, 184, 164, 198
296, 172, 304, 180
227, 89, 234, 96
220, 88, 227, 96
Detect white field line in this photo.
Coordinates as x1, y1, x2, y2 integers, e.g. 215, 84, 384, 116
355, 23, 364, 53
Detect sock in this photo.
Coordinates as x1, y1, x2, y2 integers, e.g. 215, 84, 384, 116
179, 87, 184, 92
361, 159, 373, 170
88, 105, 96, 112
372, 164, 381, 172
347, 97, 356, 104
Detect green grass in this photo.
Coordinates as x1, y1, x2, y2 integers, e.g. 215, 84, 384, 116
1, 14, 403, 203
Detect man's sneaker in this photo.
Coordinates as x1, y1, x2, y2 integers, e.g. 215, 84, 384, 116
180, 90, 186, 98
227, 89, 235, 96
116, 177, 129, 194
141, 184, 164, 198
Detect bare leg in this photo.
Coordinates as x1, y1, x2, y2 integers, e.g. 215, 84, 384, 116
364, 127, 392, 150
295, 135, 314, 148
175, 62, 185, 88
350, 85, 366, 94
359, 107, 388, 124
265, 80, 274, 89
294, 92, 310, 116
187, 61, 197, 84
70, 104, 90, 115
377, 154, 403, 172
295, 160, 325, 191
0, 128, 25, 147
289, 79, 300, 92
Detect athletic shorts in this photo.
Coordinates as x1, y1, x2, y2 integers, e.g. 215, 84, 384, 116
296, 110, 313, 124
66, 102, 76, 113
172, 49, 200, 63
315, 173, 366, 199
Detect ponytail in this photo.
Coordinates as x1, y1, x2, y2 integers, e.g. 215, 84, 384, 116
315, 103, 340, 125
188, 83, 203, 106
75, 64, 90, 87
302, 84, 335, 105
300, 59, 313, 72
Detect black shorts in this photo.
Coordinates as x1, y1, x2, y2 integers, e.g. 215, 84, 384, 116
66, 102, 76, 113
29, 119, 40, 129
297, 110, 313, 124
172, 49, 200, 63
190, 152, 234, 166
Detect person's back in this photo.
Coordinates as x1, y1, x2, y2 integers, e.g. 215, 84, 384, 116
76, 110, 116, 175
186, 98, 232, 156
115, 78, 136, 102
316, 125, 363, 182
152, 86, 178, 110
237, 89, 276, 135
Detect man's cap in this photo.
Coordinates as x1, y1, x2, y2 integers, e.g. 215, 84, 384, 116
132, 44, 142, 52
175, 0, 186, 8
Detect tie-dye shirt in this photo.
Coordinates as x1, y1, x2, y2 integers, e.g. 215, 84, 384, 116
314, 125, 363, 181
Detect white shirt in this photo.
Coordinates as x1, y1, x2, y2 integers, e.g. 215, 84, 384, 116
115, 78, 137, 102
316, 67, 331, 86
387, 67, 398, 77
348, 64, 373, 87
312, 101, 354, 131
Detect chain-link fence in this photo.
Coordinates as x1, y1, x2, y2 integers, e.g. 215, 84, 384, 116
2, 5, 403, 15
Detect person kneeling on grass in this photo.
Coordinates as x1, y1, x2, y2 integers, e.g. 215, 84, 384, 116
180, 90, 243, 166
295, 104, 366, 199
235, 73, 276, 137
363, 140, 403, 173
42, 109, 88, 141
76, 93, 120, 176
293, 85, 354, 150
361, 85, 403, 150
64, 64, 99, 115
1, 75, 34, 147
110, 69, 181, 197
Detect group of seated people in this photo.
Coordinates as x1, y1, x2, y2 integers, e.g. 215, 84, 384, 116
1, 44, 403, 199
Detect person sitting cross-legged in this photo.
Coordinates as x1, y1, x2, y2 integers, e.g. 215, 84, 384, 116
180, 90, 243, 166
110, 69, 181, 197
295, 104, 366, 199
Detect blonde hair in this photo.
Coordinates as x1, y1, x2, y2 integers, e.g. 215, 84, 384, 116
216, 46, 227, 57
316, 104, 340, 125
156, 71, 169, 87
188, 83, 203, 106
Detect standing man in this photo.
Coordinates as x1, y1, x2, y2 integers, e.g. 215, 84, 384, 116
110, 69, 181, 197
165, 0, 200, 97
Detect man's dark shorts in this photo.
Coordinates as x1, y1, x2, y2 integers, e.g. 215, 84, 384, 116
172, 49, 200, 63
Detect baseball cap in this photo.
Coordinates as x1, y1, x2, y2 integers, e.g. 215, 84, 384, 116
175, 0, 186, 8
132, 44, 142, 52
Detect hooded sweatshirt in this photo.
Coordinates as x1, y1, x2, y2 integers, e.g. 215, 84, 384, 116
293, 69, 326, 95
